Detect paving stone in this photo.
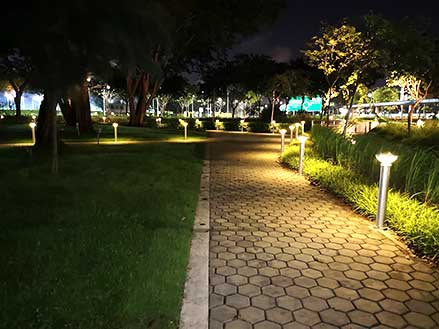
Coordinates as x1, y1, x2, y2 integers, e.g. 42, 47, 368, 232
376, 311, 407, 329
254, 321, 281, 329
348, 310, 379, 327
266, 307, 293, 324
238, 284, 261, 298
251, 294, 276, 310
211, 305, 237, 322
225, 320, 252, 329
320, 309, 350, 326
239, 307, 265, 324
294, 308, 321, 326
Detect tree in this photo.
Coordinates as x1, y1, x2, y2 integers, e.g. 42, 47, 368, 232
366, 15, 439, 133
0, 49, 32, 117
125, 0, 286, 126
305, 24, 369, 120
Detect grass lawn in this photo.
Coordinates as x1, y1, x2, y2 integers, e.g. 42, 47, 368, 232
0, 131, 204, 329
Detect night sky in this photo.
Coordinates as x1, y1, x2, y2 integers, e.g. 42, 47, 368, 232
232, 0, 439, 62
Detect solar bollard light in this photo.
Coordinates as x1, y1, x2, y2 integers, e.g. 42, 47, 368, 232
297, 135, 309, 175
29, 122, 36, 144
279, 129, 287, 153
182, 121, 188, 140
295, 123, 301, 139
375, 153, 398, 230
112, 122, 119, 142
289, 125, 294, 141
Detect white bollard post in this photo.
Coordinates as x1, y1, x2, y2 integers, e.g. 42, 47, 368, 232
29, 122, 36, 144
301, 121, 306, 134
297, 136, 309, 175
375, 153, 398, 229
279, 129, 287, 153
112, 122, 118, 142
182, 121, 188, 140
289, 125, 294, 141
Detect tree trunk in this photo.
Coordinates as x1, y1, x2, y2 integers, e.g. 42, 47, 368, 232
14, 90, 23, 117
73, 81, 93, 133
127, 73, 140, 125
407, 104, 417, 135
343, 85, 359, 136
36, 89, 59, 150
59, 96, 77, 126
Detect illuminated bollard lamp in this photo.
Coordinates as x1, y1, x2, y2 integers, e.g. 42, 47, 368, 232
297, 136, 308, 175
289, 125, 294, 141
279, 129, 287, 153
375, 153, 398, 229
182, 121, 188, 140
112, 122, 119, 142
29, 122, 37, 144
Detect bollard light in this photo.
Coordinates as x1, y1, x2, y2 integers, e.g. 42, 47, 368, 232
279, 129, 287, 153
32, 115, 37, 122
112, 122, 119, 142
103, 116, 107, 123
297, 136, 309, 175
301, 121, 306, 133
29, 122, 36, 144
0, 115, 4, 120
289, 125, 294, 141
295, 123, 301, 139
240, 119, 245, 132
182, 121, 188, 140
156, 117, 162, 127
375, 153, 398, 229
311, 120, 314, 128
76, 122, 80, 136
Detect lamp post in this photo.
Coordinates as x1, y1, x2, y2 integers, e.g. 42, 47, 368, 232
289, 125, 294, 141
280, 129, 287, 153
182, 121, 188, 140
297, 136, 309, 175
295, 123, 301, 139
29, 122, 36, 144
112, 122, 119, 142
375, 153, 398, 229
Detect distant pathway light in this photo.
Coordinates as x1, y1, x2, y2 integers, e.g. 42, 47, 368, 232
29, 122, 36, 144
289, 125, 294, 141
112, 122, 119, 142
297, 136, 309, 175
182, 121, 188, 140
375, 153, 398, 229
279, 129, 287, 153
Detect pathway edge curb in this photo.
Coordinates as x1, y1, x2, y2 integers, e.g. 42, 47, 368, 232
179, 158, 210, 329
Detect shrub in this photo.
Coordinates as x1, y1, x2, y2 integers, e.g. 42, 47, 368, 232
311, 126, 439, 204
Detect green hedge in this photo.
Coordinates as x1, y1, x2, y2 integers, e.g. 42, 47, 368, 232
282, 140, 439, 262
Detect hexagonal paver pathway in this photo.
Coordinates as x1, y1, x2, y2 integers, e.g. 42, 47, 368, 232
208, 132, 439, 329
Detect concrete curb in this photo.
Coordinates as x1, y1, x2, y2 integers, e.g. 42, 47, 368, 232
179, 158, 210, 329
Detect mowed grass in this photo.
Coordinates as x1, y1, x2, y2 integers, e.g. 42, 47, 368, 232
0, 139, 204, 329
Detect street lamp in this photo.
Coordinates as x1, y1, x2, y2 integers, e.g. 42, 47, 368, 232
297, 136, 309, 175
29, 122, 36, 144
112, 122, 119, 142
280, 129, 287, 153
375, 153, 398, 229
